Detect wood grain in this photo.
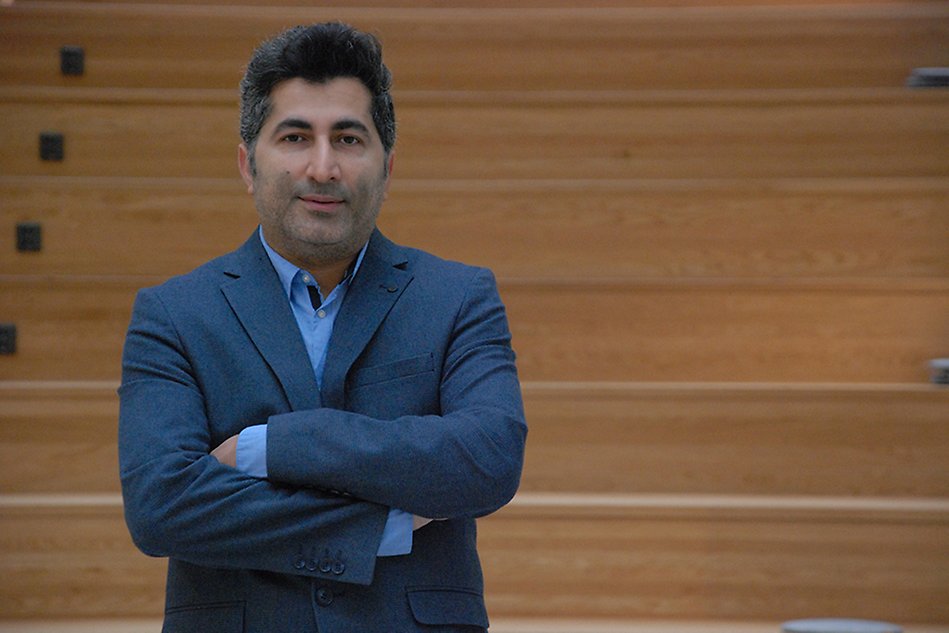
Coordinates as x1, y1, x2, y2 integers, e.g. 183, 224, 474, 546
2, 91, 947, 180
3, 3, 945, 91
4, 381, 946, 497
2, 176, 946, 280
1, 276, 946, 382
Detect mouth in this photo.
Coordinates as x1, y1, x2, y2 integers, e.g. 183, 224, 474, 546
298, 194, 345, 213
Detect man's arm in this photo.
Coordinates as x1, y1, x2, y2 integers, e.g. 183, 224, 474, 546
119, 288, 389, 585
214, 424, 422, 556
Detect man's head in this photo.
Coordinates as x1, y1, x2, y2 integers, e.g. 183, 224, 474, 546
237, 23, 396, 273
240, 22, 396, 171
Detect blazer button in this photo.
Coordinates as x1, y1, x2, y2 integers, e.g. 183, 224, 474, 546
316, 587, 334, 607
306, 559, 318, 572
318, 557, 333, 574
332, 560, 346, 575
293, 556, 306, 571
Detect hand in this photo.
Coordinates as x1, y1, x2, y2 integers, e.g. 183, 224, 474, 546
210, 434, 239, 467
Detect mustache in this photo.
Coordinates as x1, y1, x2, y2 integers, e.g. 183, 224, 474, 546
294, 184, 349, 200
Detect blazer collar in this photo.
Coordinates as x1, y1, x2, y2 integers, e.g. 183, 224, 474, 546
321, 229, 413, 409
218, 229, 413, 413
219, 232, 321, 412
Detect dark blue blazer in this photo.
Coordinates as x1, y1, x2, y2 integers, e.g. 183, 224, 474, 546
119, 229, 527, 632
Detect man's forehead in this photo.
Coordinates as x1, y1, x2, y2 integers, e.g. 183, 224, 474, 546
267, 77, 374, 124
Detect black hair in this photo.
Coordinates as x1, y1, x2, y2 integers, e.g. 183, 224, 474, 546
239, 22, 396, 161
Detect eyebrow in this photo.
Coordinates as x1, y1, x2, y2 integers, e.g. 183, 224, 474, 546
273, 117, 372, 137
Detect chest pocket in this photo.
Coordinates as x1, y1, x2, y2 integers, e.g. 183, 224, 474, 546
350, 352, 434, 388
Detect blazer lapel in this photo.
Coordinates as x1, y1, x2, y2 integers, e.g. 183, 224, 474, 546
321, 230, 413, 409
220, 232, 322, 412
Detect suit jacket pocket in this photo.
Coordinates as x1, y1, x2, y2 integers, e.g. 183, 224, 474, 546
406, 586, 489, 629
351, 352, 434, 388
163, 601, 244, 633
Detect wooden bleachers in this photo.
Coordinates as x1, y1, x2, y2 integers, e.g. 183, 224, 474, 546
3, 2, 948, 91
1, 0, 948, 629
3, 382, 947, 498
2, 276, 946, 382
2, 381, 948, 622
2, 177, 947, 279
3, 92, 948, 180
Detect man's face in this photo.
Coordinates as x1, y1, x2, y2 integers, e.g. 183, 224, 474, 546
239, 77, 393, 270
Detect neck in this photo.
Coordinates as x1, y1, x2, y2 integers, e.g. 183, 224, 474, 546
305, 257, 355, 295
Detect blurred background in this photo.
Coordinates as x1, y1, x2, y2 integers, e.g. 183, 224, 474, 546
1, 0, 947, 631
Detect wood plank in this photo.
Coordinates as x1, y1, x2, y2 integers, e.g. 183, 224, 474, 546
0, 382, 120, 493
480, 494, 949, 622
519, 383, 949, 497
0, 501, 165, 619
1, 494, 946, 621
503, 280, 949, 383
3, 381, 946, 497
2, 91, 947, 180
1, 276, 946, 382
2, 176, 947, 280
2, 3, 945, 91
2, 621, 948, 633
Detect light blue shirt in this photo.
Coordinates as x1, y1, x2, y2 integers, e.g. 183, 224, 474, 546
235, 227, 413, 557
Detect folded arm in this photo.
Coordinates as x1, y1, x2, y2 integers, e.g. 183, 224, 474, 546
118, 289, 388, 585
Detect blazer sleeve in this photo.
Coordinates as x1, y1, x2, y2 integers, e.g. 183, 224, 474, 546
265, 267, 528, 520
118, 288, 389, 586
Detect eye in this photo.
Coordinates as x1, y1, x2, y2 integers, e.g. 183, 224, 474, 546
282, 133, 306, 143
338, 135, 361, 146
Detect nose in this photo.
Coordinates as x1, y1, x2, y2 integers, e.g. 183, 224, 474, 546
305, 139, 341, 183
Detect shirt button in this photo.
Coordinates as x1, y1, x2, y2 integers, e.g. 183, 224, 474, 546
302, 275, 311, 283
317, 309, 326, 318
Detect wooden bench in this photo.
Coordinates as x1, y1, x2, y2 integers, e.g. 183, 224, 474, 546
1, 276, 946, 382
3, 3, 946, 91
2, 382, 947, 497
1, 494, 947, 622
3, 91, 947, 180
2, 176, 947, 280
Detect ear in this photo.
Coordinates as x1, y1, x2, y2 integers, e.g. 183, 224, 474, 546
237, 143, 255, 194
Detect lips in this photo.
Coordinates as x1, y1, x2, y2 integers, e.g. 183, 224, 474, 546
299, 194, 345, 212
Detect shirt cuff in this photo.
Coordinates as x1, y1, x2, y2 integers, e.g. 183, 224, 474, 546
376, 508, 413, 557
235, 424, 268, 478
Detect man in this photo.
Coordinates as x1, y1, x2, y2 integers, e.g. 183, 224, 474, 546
119, 22, 527, 632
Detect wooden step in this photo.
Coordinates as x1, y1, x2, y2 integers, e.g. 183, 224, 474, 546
1, 493, 946, 622
2, 381, 946, 497
2, 3, 945, 91
2, 90, 946, 180
520, 382, 949, 497
1, 276, 946, 382
3, 176, 947, 280
0, 619, 947, 633
480, 494, 949, 622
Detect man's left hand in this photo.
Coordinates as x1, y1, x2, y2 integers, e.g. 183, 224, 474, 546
211, 434, 239, 467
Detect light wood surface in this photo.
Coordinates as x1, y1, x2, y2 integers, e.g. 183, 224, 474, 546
1, 0, 947, 627
1, 621, 947, 633
1, 494, 946, 622
3, 3, 946, 91
2, 276, 946, 382
4, 381, 946, 497
2, 176, 947, 280
3, 91, 947, 180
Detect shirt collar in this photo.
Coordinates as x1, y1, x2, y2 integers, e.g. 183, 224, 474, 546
258, 226, 368, 299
